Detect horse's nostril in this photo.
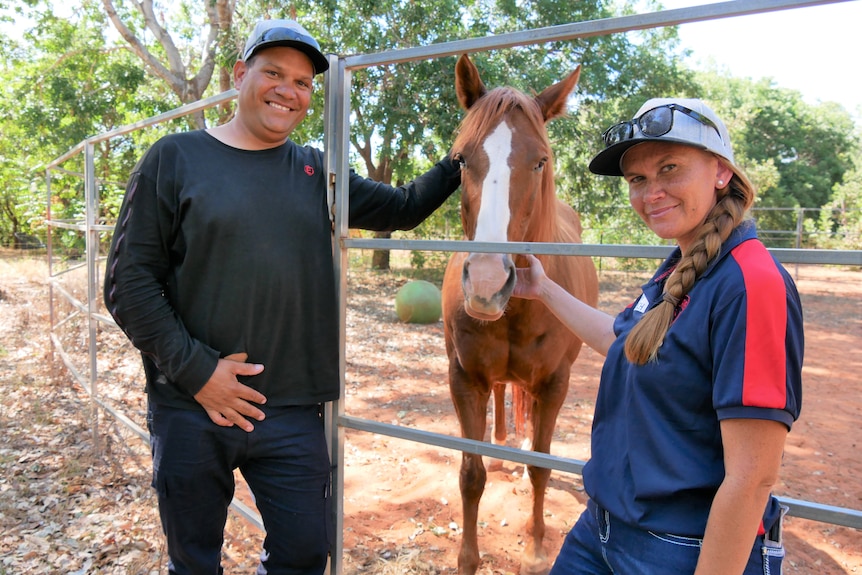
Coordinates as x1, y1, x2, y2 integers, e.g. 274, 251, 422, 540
504, 264, 516, 291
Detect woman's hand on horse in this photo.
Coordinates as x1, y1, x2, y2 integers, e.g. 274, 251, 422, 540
194, 354, 267, 432
513, 254, 549, 300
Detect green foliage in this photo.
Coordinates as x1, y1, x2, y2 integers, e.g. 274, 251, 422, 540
695, 70, 858, 246
804, 142, 862, 249
0, 0, 177, 250
295, 0, 702, 271
0, 0, 251, 248
1, 0, 860, 260
304, 0, 467, 178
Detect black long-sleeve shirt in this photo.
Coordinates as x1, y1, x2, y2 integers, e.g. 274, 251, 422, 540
104, 130, 460, 409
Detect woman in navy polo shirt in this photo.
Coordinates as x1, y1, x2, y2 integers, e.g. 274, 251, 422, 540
513, 98, 803, 574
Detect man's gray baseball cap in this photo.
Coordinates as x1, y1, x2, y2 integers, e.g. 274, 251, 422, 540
242, 19, 329, 75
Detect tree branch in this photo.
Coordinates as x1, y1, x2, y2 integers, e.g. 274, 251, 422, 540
101, 0, 182, 95
136, 0, 186, 82
188, 0, 231, 100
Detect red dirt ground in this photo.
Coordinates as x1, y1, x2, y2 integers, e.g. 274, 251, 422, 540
337, 263, 862, 575
0, 255, 859, 574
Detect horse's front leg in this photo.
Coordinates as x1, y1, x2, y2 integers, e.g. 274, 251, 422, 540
486, 382, 507, 471
449, 365, 491, 575
520, 369, 571, 575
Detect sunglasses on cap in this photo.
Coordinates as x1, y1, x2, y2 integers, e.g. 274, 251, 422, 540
257, 27, 320, 49
601, 104, 723, 147
243, 24, 326, 66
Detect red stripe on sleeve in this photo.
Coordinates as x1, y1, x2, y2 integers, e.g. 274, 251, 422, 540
732, 241, 788, 408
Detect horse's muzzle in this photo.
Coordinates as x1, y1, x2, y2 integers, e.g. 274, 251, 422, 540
461, 253, 516, 320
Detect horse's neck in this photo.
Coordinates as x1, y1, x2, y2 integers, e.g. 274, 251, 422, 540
524, 181, 562, 243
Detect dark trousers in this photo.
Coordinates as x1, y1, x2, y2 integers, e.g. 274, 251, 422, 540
148, 402, 333, 574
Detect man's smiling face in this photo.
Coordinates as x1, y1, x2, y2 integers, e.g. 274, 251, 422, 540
233, 46, 315, 148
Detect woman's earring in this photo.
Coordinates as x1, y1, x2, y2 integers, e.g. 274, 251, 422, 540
717, 180, 724, 187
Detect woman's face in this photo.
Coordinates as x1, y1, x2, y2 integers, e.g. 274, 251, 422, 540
621, 141, 733, 255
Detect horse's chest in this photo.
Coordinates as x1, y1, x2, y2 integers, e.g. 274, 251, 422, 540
456, 320, 565, 381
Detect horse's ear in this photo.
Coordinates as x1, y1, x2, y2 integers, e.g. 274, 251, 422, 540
535, 65, 581, 123
455, 54, 487, 110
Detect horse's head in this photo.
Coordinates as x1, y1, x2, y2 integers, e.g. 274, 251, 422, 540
450, 54, 581, 321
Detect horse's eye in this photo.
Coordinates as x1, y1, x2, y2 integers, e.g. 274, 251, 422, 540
534, 158, 548, 172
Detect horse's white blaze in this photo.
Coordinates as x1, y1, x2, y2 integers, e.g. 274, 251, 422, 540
474, 122, 512, 242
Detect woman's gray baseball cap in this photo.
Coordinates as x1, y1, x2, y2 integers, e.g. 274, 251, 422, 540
242, 19, 329, 75
589, 97, 735, 176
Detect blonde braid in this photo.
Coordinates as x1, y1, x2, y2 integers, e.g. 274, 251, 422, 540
624, 171, 753, 365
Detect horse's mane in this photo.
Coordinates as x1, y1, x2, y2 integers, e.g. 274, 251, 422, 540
453, 87, 551, 160
453, 86, 561, 245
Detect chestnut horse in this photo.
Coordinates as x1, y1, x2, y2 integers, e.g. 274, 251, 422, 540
442, 54, 599, 575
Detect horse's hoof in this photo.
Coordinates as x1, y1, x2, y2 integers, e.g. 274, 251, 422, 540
520, 554, 550, 575
457, 552, 480, 575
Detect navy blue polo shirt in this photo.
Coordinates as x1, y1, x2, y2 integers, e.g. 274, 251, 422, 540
583, 220, 803, 537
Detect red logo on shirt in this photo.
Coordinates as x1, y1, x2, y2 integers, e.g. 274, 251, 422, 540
304, 165, 315, 176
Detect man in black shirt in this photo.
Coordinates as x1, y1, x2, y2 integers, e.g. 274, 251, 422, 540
104, 18, 460, 574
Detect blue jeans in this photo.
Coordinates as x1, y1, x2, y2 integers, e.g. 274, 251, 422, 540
148, 402, 333, 575
549, 500, 785, 574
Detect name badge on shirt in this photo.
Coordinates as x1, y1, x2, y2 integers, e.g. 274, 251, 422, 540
634, 294, 649, 314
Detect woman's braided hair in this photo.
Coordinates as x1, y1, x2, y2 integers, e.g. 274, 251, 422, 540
624, 159, 756, 365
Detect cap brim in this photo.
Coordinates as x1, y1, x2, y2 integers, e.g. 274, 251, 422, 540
588, 139, 644, 176
247, 40, 330, 74
588, 137, 711, 176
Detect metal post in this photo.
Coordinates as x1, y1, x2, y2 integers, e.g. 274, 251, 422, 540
324, 54, 352, 575
84, 140, 100, 454
45, 169, 56, 380
796, 207, 804, 277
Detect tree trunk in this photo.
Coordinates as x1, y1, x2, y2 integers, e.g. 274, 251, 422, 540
101, 0, 229, 129
371, 231, 392, 270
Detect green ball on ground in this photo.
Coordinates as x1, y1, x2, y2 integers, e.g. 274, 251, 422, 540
394, 280, 442, 323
